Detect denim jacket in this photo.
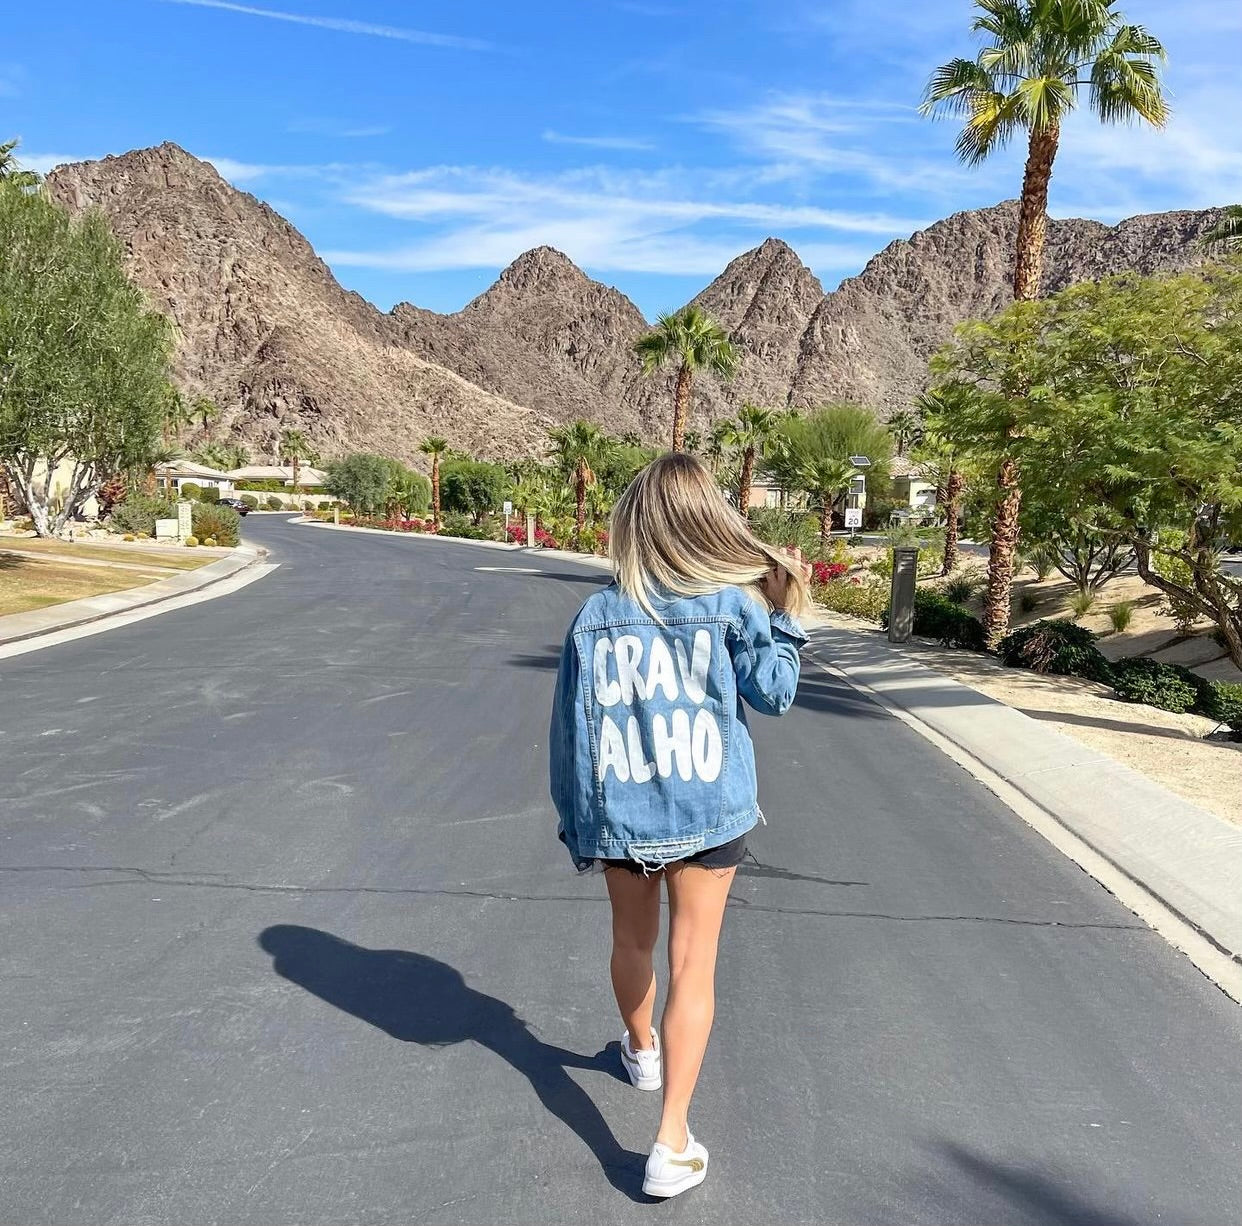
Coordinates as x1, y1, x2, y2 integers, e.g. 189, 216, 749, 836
549, 582, 807, 869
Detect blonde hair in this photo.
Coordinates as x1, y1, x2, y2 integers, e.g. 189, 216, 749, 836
609, 452, 809, 621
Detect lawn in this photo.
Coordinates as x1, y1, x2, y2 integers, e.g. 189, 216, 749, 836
0, 537, 212, 571
0, 551, 196, 617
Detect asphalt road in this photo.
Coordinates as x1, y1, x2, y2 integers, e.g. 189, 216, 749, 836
2, 516, 1240, 1226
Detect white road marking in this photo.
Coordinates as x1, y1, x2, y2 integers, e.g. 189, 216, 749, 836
473, 566, 544, 574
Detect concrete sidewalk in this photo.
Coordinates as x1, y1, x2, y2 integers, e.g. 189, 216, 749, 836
808, 622, 1242, 999
0, 543, 265, 646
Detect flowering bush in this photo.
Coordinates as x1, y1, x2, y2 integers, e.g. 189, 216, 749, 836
505, 521, 528, 544
811, 560, 848, 585
534, 526, 561, 549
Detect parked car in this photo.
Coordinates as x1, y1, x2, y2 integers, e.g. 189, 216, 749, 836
217, 497, 251, 516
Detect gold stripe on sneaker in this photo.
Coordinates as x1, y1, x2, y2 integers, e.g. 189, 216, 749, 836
668, 1157, 705, 1172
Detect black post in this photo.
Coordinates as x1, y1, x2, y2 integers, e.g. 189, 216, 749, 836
888, 547, 920, 643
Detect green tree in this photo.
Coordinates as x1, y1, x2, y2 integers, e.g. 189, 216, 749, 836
419, 435, 450, 527
923, 0, 1169, 642
913, 392, 970, 576
887, 409, 922, 457
280, 428, 312, 499
439, 459, 508, 524
193, 441, 250, 472
765, 404, 893, 496
385, 464, 432, 518
194, 396, 221, 442
549, 420, 613, 541
0, 138, 41, 191
683, 429, 702, 454
722, 404, 780, 514
324, 453, 391, 516
0, 181, 175, 536
1204, 205, 1242, 250
930, 263, 1242, 664
801, 458, 860, 547
634, 306, 739, 452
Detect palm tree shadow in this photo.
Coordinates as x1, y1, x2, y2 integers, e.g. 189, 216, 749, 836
257, 925, 653, 1201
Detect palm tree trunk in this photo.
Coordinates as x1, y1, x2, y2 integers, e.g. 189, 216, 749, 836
1013, 124, 1060, 302
819, 499, 831, 547
737, 447, 755, 515
672, 364, 692, 452
984, 457, 1022, 647
941, 468, 963, 577
431, 456, 441, 527
575, 466, 587, 545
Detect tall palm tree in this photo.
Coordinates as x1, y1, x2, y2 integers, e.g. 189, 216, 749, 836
194, 397, 220, 443
922, 0, 1168, 645
634, 306, 739, 452
419, 436, 449, 527
549, 421, 612, 543
1204, 205, 1242, 249
914, 394, 967, 576
887, 409, 922, 457
722, 405, 779, 515
281, 429, 310, 501
801, 458, 859, 547
704, 419, 731, 475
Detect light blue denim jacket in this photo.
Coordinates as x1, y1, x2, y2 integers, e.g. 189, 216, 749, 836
549, 582, 807, 869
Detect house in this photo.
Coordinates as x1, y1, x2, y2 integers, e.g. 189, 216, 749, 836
890, 455, 939, 522
228, 464, 329, 488
152, 459, 235, 497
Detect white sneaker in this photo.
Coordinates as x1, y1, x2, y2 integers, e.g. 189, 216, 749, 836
620, 1029, 661, 1091
643, 1132, 709, 1198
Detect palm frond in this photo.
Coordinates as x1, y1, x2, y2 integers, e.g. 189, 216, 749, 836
920, 57, 998, 118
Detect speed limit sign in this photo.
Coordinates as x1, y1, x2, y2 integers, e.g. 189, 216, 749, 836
845, 507, 863, 529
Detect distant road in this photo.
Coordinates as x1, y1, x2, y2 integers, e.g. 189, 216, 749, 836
2, 516, 1239, 1224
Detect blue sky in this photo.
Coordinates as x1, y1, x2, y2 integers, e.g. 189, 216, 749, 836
6, 1, 1240, 317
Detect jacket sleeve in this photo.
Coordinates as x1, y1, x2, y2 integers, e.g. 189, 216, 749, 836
548, 627, 582, 842
729, 599, 808, 716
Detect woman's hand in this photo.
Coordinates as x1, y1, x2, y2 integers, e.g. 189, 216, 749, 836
760, 546, 811, 612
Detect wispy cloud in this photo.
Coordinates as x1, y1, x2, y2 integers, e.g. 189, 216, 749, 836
159, 0, 494, 51
288, 118, 392, 139
18, 152, 86, 174
321, 163, 923, 278
542, 130, 654, 151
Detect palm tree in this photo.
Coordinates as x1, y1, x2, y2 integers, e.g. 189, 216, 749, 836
162, 389, 195, 445
549, 421, 612, 543
801, 458, 860, 547
922, 0, 1168, 645
704, 419, 731, 475
419, 436, 449, 527
0, 138, 40, 191
281, 429, 310, 501
634, 306, 739, 452
913, 394, 968, 576
887, 409, 922, 457
1204, 205, 1242, 250
722, 405, 779, 515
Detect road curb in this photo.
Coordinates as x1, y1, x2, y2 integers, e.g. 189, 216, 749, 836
0, 543, 266, 648
805, 622, 1242, 1002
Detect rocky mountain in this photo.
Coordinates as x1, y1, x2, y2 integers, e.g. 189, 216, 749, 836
46, 143, 1227, 468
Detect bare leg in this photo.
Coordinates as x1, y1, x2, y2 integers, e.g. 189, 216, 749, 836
657, 864, 736, 1150
604, 868, 662, 1049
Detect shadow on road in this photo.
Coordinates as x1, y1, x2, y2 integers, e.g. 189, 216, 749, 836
257, 925, 653, 1201
924, 1142, 1153, 1226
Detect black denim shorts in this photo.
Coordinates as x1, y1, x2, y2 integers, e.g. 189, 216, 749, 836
599, 832, 748, 875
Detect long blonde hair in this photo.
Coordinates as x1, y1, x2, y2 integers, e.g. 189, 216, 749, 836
609, 452, 809, 620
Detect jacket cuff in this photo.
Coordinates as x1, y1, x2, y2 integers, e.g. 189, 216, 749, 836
770, 609, 809, 644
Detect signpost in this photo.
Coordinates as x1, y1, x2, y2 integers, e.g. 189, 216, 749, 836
844, 507, 863, 530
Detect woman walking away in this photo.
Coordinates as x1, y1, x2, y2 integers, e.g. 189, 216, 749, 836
549, 452, 809, 1198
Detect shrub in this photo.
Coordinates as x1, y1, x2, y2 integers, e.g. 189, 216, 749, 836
943, 573, 980, 604
184, 535, 199, 547
240, 494, 259, 509
883, 588, 986, 650
1019, 591, 1041, 613
110, 493, 177, 537
1069, 589, 1096, 618
203, 537, 218, 547
1108, 600, 1136, 634
1024, 542, 1058, 582
506, 521, 529, 545
997, 620, 1111, 680
811, 560, 849, 585
180, 482, 202, 501
750, 509, 821, 558
191, 502, 241, 547
122, 533, 135, 542
869, 551, 894, 579
198, 487, 219, 504
265, 497, 284, 511
1204, 682, 1242, 734
1108, 657, 1203, 714
816, 578, 888, 622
